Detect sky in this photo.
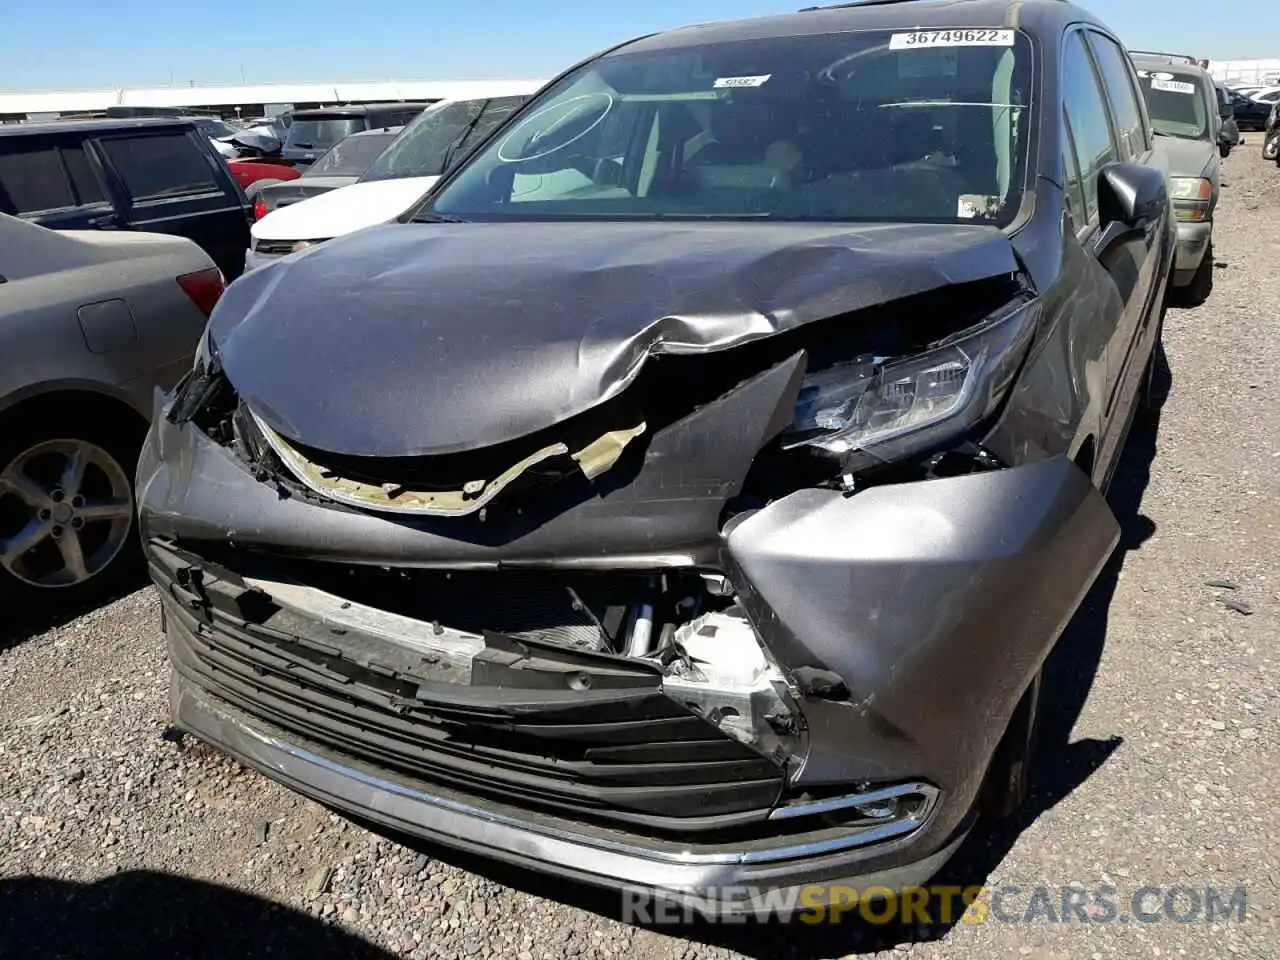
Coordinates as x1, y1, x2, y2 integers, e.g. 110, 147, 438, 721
0, 0, 1274, 92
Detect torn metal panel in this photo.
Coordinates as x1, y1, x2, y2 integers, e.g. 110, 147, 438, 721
208, 220, 1019, 457
255, 409, 647, 517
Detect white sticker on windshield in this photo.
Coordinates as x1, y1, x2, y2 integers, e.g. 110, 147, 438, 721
713, 75, 772, 88
1152, 78, 1196, 95
957, 194, 1002, 219
889, 29, 1014, 49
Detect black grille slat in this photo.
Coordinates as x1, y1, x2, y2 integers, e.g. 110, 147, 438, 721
190, 617, 771, 790
173, 632, 775, 825
176, 609, 749, 786
583, 740, 754, 763
165, 598, 785, 834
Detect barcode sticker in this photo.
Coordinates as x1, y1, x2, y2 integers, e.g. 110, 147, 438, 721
889, 29, 1015, 49
713, 75, 772, 89
1151, 78, 1197, 95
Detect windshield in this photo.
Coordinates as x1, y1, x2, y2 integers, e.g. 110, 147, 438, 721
1136, 69, 1208, 139
286, 117, 365, 151
428, 30, 1033, 225
360, 96, 528, 183
198, 118, 241, 139
305, 131, 398, 177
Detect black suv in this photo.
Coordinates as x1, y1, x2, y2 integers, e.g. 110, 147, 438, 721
0, 118, 251, 278
281, 103, 433, 166
142, 0, 1174, 912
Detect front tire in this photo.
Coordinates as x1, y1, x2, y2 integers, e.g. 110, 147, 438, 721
1265, 131, 1280, 161
978, 670, 1042, 820
1138, 313, 1168, 423
0, 415, 145, 613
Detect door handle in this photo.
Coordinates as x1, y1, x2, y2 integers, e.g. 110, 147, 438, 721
87, 214, 119, 229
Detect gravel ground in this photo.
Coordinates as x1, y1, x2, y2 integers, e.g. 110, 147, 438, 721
2, 144, 1277, 960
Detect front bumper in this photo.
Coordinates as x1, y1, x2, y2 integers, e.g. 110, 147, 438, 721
172, 675, 968, 910
1172, 219, 1212, 283
243, 247, 272, 273
138, 390, 1119, 907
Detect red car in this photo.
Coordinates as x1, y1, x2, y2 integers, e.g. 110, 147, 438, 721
228, 158, 301, 191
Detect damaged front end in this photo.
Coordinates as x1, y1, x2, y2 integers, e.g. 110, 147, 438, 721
139, 253, 1119, 904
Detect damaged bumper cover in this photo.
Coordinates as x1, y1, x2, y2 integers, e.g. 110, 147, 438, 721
1172, 220, 1212, 283
138, 386, 1119, 904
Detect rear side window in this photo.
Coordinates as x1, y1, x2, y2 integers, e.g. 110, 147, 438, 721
389, 108, 427, 126
0, 144, 74, 214
1061, 31, 1117, 221
1088, 34, 1149, 157
61, 145, 107, 205
99, 133, 219, 201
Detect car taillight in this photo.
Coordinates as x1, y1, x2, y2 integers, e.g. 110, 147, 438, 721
177, 267, 226, 318
253, 199, 268, 221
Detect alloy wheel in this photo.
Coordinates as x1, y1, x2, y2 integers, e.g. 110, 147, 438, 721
0, 439, 134, 588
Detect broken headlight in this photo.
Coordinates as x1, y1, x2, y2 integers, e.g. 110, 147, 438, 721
783, 297, 1039, 469
167, 331, 223, 425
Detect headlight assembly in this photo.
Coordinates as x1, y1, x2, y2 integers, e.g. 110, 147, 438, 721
1169, 177, 1212, 201
168, 331, 224, 425
1169, 177, 1213, 221
782, 297, 1039, 471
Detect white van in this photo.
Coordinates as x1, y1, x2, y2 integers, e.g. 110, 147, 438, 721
245, 85, 543, 270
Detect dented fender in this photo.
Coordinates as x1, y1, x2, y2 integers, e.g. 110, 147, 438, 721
723, 456, 1119, 812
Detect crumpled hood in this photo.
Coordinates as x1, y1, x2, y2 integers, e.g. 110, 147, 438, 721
210, 219, 1019, 457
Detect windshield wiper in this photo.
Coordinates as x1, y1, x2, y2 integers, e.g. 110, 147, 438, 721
438, 103, 490, 176
413, 211, 468, 224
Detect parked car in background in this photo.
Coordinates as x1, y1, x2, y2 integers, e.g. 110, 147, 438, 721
247, 90, 536, 268
228, 156, 302, 191
143, 0, 1172, 909
1215, 85, 1241, 156
0, 118, 252, 279
281, 103, 431, 166
246, 126, 401, 220
1264, 102, 1280, 160
223, 126, 303, 191
1133, 57, 1221, 304
195, 119, 246, 159
1228, 89, 1272, 130
0, 214, 220, 610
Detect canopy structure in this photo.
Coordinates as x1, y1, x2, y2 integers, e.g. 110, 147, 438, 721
0, 78, 547, 120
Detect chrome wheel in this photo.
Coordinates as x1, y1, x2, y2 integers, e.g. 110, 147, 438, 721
0, 439, 133, 589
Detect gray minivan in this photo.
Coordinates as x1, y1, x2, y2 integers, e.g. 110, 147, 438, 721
1132, 57, 1222, 305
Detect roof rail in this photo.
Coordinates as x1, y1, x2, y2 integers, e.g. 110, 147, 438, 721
799, 0, 925, 11
1129, 50, 1199, 64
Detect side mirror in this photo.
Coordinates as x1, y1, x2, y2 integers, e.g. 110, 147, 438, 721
1098, 162, 1167, 227
1219, 97, 1235, 119
1093, 161, 1167, 255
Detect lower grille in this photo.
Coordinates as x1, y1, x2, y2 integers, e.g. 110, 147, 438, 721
154, 550, 785, 836
253, 239, 309, 256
